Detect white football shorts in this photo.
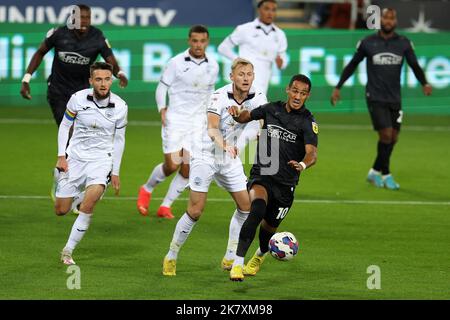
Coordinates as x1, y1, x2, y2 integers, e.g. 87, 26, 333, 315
161, 122, 204, 155
189, 154, 247, 193
56, 157, 112, 198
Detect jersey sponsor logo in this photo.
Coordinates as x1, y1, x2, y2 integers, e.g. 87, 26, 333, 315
372, 52, 402, 65
58, 51, 90, 65
267, 124, 297, 143
312, 122, 319, 134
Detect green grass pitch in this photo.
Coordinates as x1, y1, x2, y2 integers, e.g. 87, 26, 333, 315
0, 106, 449, 300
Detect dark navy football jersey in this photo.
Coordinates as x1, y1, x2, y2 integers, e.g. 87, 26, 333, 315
250, 101, 319, 186
45, 26, 113, 96
337, 32, 427, 104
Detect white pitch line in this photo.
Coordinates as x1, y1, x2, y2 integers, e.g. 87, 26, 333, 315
0, 195, 449, 206
0, 118, 449, 132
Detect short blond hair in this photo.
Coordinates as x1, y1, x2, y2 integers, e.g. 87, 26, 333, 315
231, 58, 254, 72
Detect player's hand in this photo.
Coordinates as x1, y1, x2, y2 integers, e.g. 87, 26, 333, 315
288, 160, 303, 172
225, 145, 238, 159
160, 107, 167, 127
276, 55, 283, 69
118, 74, 128, 88
20, 82, 32, 100
228, 105, 241, 118
111, 175, 120, 196
330, 88, 340, 106
56, 156, 68, 173
423, 84, 432, 96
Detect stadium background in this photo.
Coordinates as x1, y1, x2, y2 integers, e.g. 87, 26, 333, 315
0, 0, 449, 300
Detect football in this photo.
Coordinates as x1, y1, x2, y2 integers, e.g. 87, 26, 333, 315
268, 232, 299, 261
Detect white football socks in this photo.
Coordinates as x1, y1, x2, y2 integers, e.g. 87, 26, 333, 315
65, 211, 92, 253
144, 163, 166, 192
224, 209, 249, 261
161, 173, 189, 208
166, 212, 197, 260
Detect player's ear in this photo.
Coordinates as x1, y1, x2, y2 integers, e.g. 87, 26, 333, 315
229, 72, 234, 82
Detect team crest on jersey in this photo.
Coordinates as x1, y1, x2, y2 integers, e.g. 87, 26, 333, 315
105, 109, 114, 119
243, 101, 251, 110
312, 122, 319, 134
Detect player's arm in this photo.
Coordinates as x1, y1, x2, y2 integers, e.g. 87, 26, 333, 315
404, 41, 432, 96
276, 32, 288, 69
56, 108, 76, 172
20, 41, 51, 100
207, 112, 238, 158
288, 144, 318, 172
228, 107, 252, 123
331, 40, 366, 106
218, 26, 242, 61
155, 81, 169, 126
111, 124, 126, 196
104, 55, 128, 88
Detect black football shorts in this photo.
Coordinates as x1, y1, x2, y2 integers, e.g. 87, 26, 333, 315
367, 100, 402, 131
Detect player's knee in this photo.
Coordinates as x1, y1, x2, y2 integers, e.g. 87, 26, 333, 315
163, 162, 179, 175
179, 165, 190, 179
79, 201, 96, 214
54, 203, 70, 216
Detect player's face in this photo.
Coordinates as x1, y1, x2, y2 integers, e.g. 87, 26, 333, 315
286, 80, 310, 110
188, 32, 209, 59
258, 1, 277, 25
230, 64, 254, 93
89, 69, 113, 99
78, 9, 91, 34
381, 10, 397, 34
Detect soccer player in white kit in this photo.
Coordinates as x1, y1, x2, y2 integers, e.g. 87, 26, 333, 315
54, 62, 128, 265
137, 25, 219, 219
162, 58, 268, 276
218, 0, 288, 95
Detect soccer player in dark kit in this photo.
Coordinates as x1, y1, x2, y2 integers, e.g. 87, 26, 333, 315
227, 74, 318, 281
20, 4, 128, 126
330, 8, 432, 190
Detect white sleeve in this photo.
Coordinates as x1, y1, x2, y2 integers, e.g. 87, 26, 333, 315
155, 81, 168, 112
57, 116, 72, 156
112, 127, 126, 176
278, 31, 288, 70
218, 37, 239, 62
207, 92, 223, 116
236, 120, 260, 152
160, 58, 177, 87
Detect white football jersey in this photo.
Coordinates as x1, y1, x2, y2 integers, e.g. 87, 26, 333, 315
195, 84, 267, 159
65, 88, 128, 161
219, 18, 288, 94
160, 49, 219, 126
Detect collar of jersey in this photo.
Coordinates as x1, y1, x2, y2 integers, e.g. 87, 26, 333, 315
227, 85, 256, 105
184, 50, 209, 65
254, 18, 276, 34
87, 93, 115, 108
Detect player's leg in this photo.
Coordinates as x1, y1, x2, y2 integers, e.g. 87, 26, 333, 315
47, 91, 70, 126
162, 158, 214, 276
61, 184, 104, 265
367, 101, 391, 188
222, 189, 250, 270
137, 150, 183, 216
244, 183, 294, 276
381, 107, 402, 189
157, 149, 191, 219
230, 182, 269, 281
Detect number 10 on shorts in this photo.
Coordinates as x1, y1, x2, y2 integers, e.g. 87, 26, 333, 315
276, 207, 289, 220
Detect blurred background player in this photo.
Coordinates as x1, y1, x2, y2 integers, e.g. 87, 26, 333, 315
218, 0, 288, 95
227, 74, 318, 281
20, 4, 128, 126
162, 58, 267, 276
54, 62, 127, 265
330, 8, 432, 190
136, 25, 219, 219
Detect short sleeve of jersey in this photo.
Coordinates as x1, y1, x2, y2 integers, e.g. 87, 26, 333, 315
250, 103, 270, 120
66, 93, 79, 114
44, 27, 59, 49
302, 116, 319, 147
229, 25, 245, 46
255, 92, 268, 108
207, 92, 224, 116
116, 105, 128, 129
99, 32, 113, 60
160, 58, 177, 87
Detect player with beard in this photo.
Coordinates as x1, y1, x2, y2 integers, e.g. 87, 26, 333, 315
331, 8, 432, 190
54, 62, 128, 265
